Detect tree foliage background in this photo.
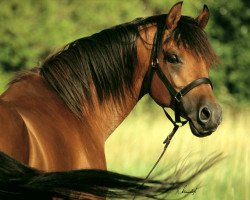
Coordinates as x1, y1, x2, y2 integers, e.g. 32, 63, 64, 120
0, 0, 249, 106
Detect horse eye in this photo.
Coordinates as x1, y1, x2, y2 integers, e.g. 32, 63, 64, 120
165, 54, 180, 64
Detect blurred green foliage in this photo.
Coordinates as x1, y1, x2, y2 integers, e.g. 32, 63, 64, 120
0, 0, 249, 105
208, 0, 250, 105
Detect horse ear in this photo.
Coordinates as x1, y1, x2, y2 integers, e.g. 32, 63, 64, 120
166, 1, 183, 30
196, 5, 210, 29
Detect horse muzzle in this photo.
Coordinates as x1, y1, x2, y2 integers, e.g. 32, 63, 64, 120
188, 103, 222, 137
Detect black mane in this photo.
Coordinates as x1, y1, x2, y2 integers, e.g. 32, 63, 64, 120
40, 20, 140, 116
39, 14, 217, 117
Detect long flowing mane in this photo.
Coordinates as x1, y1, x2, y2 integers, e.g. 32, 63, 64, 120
11, 15, 217, 117
40, 20, 140, 116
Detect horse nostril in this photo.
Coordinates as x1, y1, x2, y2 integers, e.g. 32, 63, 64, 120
199, 106, 211, 124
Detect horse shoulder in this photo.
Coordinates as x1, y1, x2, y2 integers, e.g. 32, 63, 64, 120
0, 99, 29, 164
1, 74, 108, 171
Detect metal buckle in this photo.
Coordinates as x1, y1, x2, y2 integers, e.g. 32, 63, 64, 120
175, 120, 188, 127
174, 92, 183, 102
151, 58, 159, 69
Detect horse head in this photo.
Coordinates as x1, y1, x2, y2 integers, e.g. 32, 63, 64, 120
139, 2, 222, 137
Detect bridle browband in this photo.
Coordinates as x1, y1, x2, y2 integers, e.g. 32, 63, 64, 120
134, 20, 213, 196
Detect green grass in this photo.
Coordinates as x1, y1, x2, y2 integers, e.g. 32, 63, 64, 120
105, 98, 250, 200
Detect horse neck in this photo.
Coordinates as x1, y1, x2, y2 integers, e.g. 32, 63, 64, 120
84, 26, 156, 141
84, 91, 136, 141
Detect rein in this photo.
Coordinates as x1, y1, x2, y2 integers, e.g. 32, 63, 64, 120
135, 20, 213, 198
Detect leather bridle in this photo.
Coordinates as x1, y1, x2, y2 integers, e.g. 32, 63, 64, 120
143, 19, 213, 128
135, 20, 214, 193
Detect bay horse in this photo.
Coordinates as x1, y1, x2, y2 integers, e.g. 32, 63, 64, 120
0, 2, 222, 199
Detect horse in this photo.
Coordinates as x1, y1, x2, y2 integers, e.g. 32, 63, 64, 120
0, 2, 222, 199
